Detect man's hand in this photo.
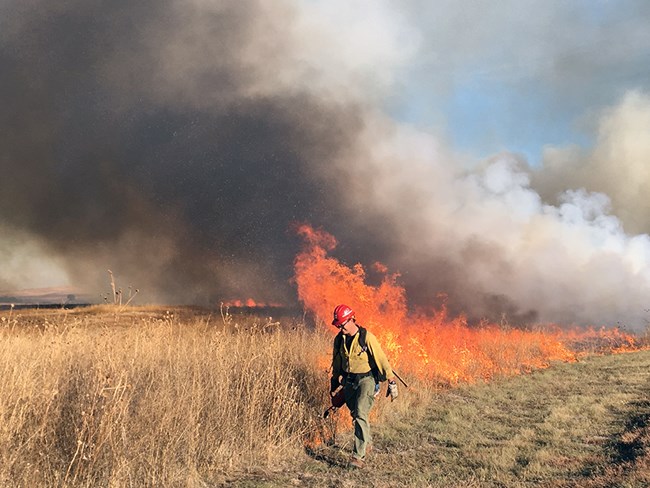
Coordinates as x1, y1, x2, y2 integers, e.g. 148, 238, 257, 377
386, 380, 398, 401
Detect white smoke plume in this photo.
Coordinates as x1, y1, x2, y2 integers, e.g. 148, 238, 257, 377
332, 101, 650, 329
534, 91, 650, 235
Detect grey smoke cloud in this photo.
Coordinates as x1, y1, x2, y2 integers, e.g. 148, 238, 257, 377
1, 0, 649, 329
333, 111, 650, 329
533, 91, 650, 235
0, 0, 370, 303
0, 224, 68, 290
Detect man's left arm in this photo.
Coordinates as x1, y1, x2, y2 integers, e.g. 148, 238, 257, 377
367, 333, 399, 400
366, 332, 395, 382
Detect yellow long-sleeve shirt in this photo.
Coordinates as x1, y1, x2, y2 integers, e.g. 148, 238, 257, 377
331, 327, 394, 382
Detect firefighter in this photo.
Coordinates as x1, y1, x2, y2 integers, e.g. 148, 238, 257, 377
329, 304, 398, 469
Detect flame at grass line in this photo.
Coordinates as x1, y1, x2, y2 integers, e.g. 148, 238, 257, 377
221, 298, 284, 308
293, 224, 645, 386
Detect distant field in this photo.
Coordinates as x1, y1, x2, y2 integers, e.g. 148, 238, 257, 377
1, 306, 648, 487
0, 286, 95, 308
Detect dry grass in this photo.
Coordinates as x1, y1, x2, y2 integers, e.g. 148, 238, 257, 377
0, 307, 332, 487
2, 306, 649, 487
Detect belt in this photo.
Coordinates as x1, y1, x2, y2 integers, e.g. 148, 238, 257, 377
345, 371, 373, 379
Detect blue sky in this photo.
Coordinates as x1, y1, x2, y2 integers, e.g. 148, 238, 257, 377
384, 0, 650, 164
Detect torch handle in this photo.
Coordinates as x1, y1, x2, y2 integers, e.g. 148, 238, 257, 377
392, 369, 409, 388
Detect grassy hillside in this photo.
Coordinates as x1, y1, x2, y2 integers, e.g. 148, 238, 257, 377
1, 306, 648, 487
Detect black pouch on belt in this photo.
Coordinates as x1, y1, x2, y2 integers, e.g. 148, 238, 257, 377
346, 371, 372, 390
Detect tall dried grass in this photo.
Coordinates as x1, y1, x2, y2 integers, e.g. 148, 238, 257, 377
0, 309, 331, 487
4, 307, 640, 487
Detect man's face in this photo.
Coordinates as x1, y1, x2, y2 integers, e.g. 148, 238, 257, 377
337, 318, 356, 336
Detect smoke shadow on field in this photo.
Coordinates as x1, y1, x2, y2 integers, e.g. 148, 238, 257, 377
579, 397, 650, 482
610, 399, 650, 465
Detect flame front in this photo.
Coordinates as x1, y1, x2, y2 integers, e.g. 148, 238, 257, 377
221, 298, 284, 308
294, 224, 644, 386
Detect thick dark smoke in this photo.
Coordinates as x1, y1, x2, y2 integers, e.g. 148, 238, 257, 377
0, 0, 366, 303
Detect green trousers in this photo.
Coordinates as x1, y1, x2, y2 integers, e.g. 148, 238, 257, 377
344, 375, 376, 460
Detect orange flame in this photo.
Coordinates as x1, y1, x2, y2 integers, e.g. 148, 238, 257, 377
294, 224, 645, 386
221, 298, 284, 308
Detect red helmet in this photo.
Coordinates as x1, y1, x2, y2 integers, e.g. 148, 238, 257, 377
332, 304, 355, 326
